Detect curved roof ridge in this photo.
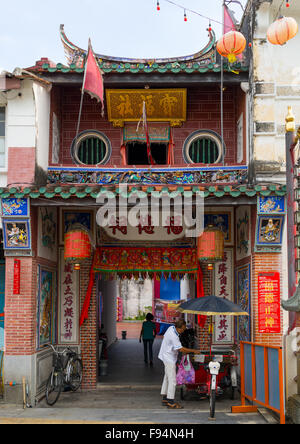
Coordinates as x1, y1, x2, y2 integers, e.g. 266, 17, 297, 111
60, 24, 217, 68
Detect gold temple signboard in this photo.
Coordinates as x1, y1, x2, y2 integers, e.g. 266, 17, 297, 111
105, 89, 187, 127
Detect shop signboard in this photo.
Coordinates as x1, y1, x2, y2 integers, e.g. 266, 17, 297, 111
258, 272, 281, 333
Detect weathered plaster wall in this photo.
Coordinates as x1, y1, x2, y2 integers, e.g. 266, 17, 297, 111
252, 0, 300, 180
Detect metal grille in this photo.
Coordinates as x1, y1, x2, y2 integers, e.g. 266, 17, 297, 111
77, 137, 107, 165
188, 137, 219, 164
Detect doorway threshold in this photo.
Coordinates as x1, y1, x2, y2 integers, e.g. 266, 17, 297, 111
97, 383, 161, 390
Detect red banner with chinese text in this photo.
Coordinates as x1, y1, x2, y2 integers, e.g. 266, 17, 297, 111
258, 272, 281, 334
93, 247, 198, 274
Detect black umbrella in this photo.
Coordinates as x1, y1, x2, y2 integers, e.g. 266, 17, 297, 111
178, 295, 249, 316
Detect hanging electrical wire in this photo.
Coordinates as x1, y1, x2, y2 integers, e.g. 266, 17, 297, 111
156, 0, 226, 28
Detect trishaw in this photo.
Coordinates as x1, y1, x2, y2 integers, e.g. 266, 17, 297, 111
178, 295, 248, 418
180, 349, 238, 418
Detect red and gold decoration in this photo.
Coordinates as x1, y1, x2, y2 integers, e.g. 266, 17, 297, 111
258, 272, 281, 333
216, 31, 246, 63
80, 246, 201, 326
267, 16, 298, 45
64, 224, 91, 270
93, 246, 198, 278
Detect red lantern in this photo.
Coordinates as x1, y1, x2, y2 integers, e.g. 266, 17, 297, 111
64, 225, 91, 269
267, 16, 298, 45
197, 225, 224, 263
216, 31, 246, 63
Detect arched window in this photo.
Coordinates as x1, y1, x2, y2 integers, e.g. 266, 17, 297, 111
71, 130, 111, 166
183, 130, 224, 164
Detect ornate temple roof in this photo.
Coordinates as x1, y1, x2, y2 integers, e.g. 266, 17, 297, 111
60, 24, 218, 67
27, 25, 248, 76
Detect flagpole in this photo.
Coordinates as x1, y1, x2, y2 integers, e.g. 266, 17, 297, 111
75, 41, 90, 144
221, 0, 225, 167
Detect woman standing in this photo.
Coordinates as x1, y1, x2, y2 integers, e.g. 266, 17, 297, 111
139, 313, 156, 366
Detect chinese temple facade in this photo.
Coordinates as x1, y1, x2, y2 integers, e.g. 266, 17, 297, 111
0, 10, 293, 407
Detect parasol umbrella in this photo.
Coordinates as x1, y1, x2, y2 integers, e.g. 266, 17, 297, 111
178, 295, 249, 316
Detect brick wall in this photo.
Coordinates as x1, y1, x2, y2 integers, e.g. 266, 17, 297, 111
79, 257, 98, 389
7, 147, 36, 187
4, 257, 37, 355
49, 85, 242, 167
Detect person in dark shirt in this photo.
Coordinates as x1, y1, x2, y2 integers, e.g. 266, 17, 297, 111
139, 313, 156, 366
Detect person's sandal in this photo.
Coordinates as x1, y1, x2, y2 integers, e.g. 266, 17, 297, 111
166, 402, 183, 409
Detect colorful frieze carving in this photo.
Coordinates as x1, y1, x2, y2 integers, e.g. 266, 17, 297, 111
47, 168, 248, 185
2, 219, 31, 250
93, 246, 198, 276
236, 264, 251, 342
37, 207, 57, 262
236, 206, 251, 261
1, 197, 29, 217
257, 196, 285, 214
255, 214, 285, 253
255, 196, 286, 252
1, 197, 31, 254
37, 266, 57, 348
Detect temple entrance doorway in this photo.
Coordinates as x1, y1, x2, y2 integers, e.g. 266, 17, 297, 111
96, 274, 194, 385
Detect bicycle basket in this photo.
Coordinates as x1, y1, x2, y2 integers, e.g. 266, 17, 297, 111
53, 354, 64, 371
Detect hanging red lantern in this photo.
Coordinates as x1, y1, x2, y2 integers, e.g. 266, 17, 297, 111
64, 224, 91, 270
216, 31, 247, 63
267, 16, 298, 45
197, 225, 224, 263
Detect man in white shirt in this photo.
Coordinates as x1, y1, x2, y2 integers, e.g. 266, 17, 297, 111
158, 319, 201, 409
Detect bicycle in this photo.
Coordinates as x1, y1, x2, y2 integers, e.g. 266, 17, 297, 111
45, 344, 83, 406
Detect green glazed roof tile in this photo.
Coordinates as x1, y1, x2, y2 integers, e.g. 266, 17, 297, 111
30, 192, 40, 198
61, 192, 71, 199
230, 190, 241, 197
76, 192, 87, 198
260, 190, 271, 196
44, 192, 55, 198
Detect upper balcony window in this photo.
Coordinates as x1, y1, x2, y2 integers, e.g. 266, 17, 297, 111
183, 130, 223, 165
127, 142, 167, 165
0, 107, 5, 168
71, 130, 111, 166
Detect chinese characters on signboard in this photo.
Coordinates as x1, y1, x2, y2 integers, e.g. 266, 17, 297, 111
60, 249, 79, 344
213, 249, 233, 344
258, 272, 281, 333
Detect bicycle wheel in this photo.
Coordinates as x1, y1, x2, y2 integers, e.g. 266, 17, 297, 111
209, 389, 216, 418
45, 371, 63, 406
69, 358, 83, 392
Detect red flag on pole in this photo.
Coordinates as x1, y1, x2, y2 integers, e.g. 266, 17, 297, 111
83, 39, 104, 115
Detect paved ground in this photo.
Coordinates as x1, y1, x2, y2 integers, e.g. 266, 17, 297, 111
0, 339, 276, 425
0, 388, 269, 424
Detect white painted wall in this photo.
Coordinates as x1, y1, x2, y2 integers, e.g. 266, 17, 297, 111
33, 82, 50, 171
253, 0, 300, 173
101, 279, 118, 348
0, 78, 51, 187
